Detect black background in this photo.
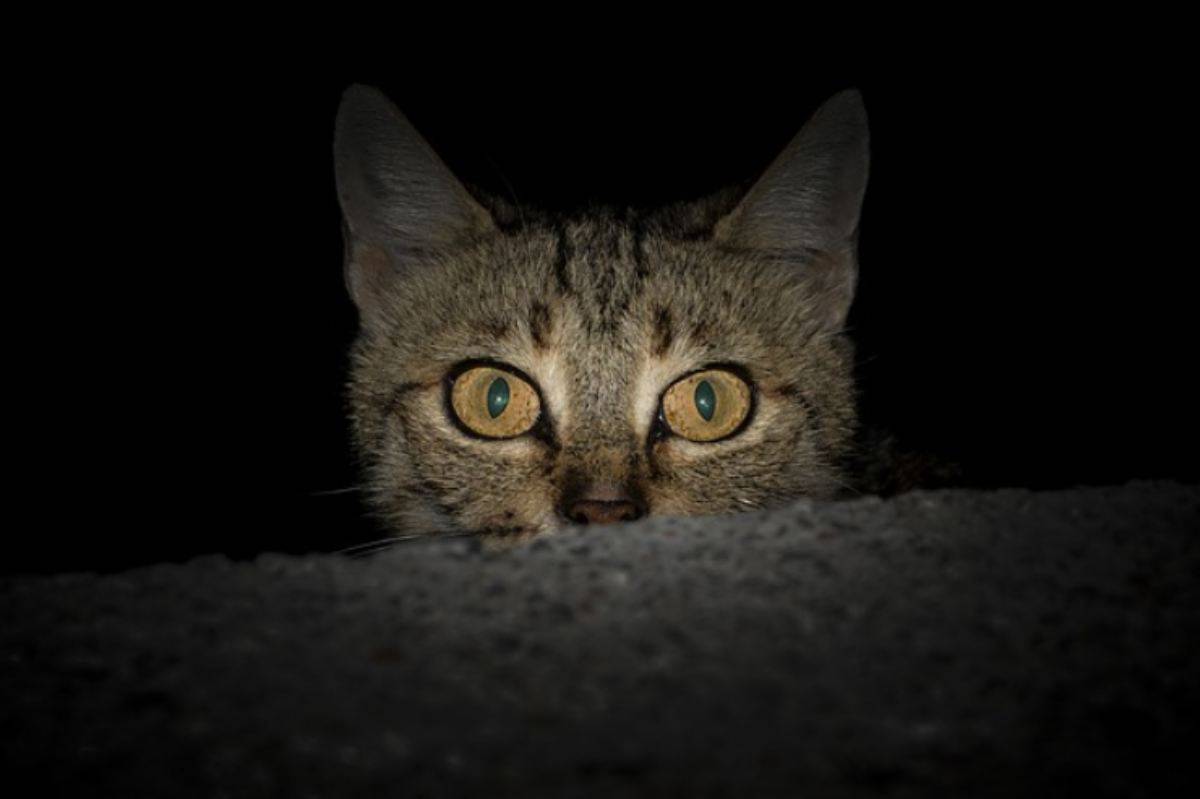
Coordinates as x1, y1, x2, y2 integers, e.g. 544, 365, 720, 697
13, 40, 1195, 574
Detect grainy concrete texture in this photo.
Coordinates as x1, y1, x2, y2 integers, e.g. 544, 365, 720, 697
3, 483, 1199, 798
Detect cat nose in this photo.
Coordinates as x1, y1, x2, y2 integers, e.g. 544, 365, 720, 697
565, 485, 646, 526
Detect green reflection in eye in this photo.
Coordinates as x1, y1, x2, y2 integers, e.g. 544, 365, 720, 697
694, 380, 716, 421
487, 377, 510, 418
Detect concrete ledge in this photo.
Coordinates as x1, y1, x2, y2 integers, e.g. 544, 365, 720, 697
3, 483, 1199, 797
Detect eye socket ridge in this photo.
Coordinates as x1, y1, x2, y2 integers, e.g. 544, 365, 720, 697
444, 359, 547, 441
657, 363, 756, 444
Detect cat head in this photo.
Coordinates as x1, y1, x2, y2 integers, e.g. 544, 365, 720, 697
334, 85, 869, 541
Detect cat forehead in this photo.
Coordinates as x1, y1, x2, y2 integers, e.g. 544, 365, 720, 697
465, 220, 758, 320
375, 217, 818, 371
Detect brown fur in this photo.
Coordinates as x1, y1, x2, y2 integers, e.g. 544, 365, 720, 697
334, 86, 870, 541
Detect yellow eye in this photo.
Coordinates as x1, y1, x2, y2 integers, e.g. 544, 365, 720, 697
449, 365, 541, 439
661, 369, 752, 442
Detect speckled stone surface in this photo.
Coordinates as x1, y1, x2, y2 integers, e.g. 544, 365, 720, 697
3, 483, 1199, 797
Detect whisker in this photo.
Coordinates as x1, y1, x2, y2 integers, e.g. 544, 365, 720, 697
830, 474, 864, 496
311, 486, 362, 497
335, 536, 414, 555
335, 531, 477, 558
853, 353, 881, 369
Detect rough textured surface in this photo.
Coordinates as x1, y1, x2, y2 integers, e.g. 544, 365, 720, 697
3, 483, 1199, 797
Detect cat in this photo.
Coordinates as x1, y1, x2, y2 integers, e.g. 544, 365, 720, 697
334, 84, 869, 543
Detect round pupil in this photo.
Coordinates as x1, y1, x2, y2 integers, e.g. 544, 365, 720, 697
486, 377, 510, 418
694, 380, 716, 421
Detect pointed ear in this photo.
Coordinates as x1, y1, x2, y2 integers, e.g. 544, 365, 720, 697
714, 90, 869, 330
333, 85, 494, 323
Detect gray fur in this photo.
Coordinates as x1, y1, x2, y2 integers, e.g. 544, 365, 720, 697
334, 85, 870, 541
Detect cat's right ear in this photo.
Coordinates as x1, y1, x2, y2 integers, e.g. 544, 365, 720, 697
334, 85, 494, 326
714, 90, 869, 331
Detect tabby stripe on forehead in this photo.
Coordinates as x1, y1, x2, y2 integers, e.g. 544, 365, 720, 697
651, 306, 674, 357
484, 319, 511, 339
529, 302, 552, 349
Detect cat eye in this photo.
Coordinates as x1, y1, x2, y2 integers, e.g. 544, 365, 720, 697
661, 369, 753, 442
449, 365, 541, 439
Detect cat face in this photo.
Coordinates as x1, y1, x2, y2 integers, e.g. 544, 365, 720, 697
334, 86, 869, 541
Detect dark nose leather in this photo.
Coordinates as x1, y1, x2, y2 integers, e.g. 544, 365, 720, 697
568, 499, 644, 525
565, 484, 646, 525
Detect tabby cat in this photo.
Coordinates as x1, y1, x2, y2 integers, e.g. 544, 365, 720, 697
334, 85, 869, 542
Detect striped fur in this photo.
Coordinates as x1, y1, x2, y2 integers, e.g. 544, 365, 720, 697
335, 86, 869, 541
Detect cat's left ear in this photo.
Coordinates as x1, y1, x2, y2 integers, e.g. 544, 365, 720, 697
714, 90, 869, 330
